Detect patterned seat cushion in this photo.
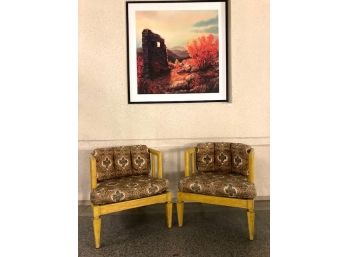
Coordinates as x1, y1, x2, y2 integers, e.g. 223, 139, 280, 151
90, 175, 168, 205
178, 172, 256, 199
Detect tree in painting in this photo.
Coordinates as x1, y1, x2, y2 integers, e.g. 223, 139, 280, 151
187, 34, 219, 70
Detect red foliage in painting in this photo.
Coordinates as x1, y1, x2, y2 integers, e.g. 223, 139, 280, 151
137, 54, 144, 81
186, 34, 219, 70
137, 54, 146, 93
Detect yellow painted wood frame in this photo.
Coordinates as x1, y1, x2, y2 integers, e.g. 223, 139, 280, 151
90, 148, 173, 248
177, 147, 256, 240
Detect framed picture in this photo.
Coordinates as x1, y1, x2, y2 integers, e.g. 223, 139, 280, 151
126, 0, 228, 104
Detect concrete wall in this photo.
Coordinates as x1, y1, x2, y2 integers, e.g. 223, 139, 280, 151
78, 0, 270, 200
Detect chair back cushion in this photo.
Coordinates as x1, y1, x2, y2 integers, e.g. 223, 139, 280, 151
230, 143, 252, 176
130, 145, 151, 176
92, 145, 151, 182
214, 142, 232, 172
196, 143, 215, 172
113, 146, 132, 177
92, 148, 116, 182
196, 142, 252, 176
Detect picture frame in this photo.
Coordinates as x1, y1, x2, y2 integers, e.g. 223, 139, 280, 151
126, 0, 228, 104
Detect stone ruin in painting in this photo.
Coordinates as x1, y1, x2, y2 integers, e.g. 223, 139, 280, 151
142, 29, 169, 79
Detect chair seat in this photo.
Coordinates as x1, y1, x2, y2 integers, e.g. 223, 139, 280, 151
178, 172, 256, 199
91, 175, 169, 205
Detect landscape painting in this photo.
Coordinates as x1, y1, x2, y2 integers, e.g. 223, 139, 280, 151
127, 1, 228, 103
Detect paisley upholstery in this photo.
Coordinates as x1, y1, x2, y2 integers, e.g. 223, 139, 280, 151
214, 142, 232, 172
195, 142, 252, 176
196, 142, 215, 172
178, 172, 256, 199
90, 175, 169, 205
92, 148, 116, 182
130, 145, 151, 176
230, 143, 252, 176
113, 146, 132, 177
92, 145, 151, 181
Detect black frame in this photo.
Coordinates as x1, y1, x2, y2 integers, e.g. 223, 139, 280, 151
126, 0, 229, 104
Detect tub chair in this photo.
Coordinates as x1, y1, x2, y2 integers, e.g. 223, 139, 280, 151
89, 145, 172, 248
177, 142, 256, 240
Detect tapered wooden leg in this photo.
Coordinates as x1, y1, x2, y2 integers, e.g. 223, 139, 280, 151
246, 199, 255, 240
176, 201, 184, 227
247, 210, 255, 240
93, 216, 101, 248
246, 200, 255, 240
166, 202, 173, 228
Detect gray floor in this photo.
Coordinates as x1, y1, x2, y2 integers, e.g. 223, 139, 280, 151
78, 201, 269, 257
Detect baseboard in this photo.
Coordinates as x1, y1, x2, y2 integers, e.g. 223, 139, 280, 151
79, 200, 91, 205
255, 196, 270, 201
79, 196, 270, 206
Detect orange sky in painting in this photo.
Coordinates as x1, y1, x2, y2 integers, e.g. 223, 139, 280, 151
136, 10, 218, 49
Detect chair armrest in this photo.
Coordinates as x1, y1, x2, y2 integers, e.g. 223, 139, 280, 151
90, 155, 97, 190
248, 148, 255, 183
184, 147, 196, 177
148, 148, 163, 178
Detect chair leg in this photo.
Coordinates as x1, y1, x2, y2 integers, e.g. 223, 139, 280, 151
93, 216, 101, 248
176, 201, 184, 227
166, 202, 173, 228
247, 210, 255, 240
